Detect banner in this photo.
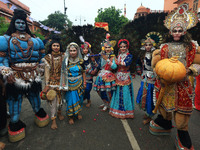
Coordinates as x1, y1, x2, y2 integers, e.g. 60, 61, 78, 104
95, 22, 109, 31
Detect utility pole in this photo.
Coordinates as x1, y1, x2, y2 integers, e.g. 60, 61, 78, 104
75, 16, 86, 26
64, 0, 67, 14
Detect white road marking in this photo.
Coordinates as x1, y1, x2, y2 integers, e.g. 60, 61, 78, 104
121, 119, 141, 150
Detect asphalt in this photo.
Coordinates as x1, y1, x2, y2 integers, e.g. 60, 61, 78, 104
1, 75, 200, 150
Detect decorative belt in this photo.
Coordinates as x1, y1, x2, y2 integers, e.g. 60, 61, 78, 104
11, 63, 38, 72
116, 72, 130, 81
68, 75, 82, 81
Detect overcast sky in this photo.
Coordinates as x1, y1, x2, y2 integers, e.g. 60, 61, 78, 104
18, 0, 164, 26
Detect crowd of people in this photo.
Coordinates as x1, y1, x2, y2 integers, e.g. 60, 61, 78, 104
0, 4, 200, 150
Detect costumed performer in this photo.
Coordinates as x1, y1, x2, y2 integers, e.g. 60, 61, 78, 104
42, 35, 65, 129
136, 32, 162, 124
59, 42, 86, 125
149, 4, 200, 150
80, 36, 98, 107
0, 9, 49, 142
109, 39, 134, 119
93, 33, 117, 112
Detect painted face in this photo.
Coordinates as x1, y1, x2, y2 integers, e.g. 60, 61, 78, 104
145, 43, 153, 52
104, 44, 111, 54
52, 43, 60, 53
171, 27, 184, 41
15, 19, 26, 31
69, 46, 78, 58
119, 43, 127, 53
82, 47, 89, 54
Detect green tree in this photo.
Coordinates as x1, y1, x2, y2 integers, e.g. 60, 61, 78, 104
95, 6, 129, 35
40, 11, 72, 31
0, 17, 9, 35
33, 29, 45, 40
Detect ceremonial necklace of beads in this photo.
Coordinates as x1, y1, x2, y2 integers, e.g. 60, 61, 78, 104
11, 32, 34, 61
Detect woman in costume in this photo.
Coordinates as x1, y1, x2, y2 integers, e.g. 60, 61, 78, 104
0, 9, 49, 142
80, 36, 98, 107
59, 42, 86, 125
109, 39, 134, 119
149, 4, 200, 150
42, 36, 65, 129
136, 35, 158, 124
93, 33, 117, 111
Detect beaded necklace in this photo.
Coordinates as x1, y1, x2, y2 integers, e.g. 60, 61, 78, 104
10, 32, 34, 61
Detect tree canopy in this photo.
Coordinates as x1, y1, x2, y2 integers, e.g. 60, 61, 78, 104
95, 6, 129, 35
40, 11, 72, 31
0, 17, 9, 35
60, 25, 107, 54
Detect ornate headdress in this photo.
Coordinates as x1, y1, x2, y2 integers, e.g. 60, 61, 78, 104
118, 39, 130, 49
66, 42, 82, 58
141, 32, 163, 51
164, 4, 198, 33
79, 36, 91, 53
101, 33, 116, 52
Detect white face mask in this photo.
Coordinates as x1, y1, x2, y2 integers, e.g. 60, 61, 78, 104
15, 19, 26, 31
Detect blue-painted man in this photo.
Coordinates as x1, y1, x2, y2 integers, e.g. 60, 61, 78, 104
0, 9, 49, 142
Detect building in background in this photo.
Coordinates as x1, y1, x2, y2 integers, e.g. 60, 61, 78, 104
134, 3, 168, 20
164, 0, 177, 11
134, 0, 200, 20
0, 0, 60, 35
164, 0, 200, 16
0, 0, 31, 23
174, 0, 200, 18
134, 4, 150, 19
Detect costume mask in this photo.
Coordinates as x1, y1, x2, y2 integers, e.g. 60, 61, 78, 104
15, 19, 26, 31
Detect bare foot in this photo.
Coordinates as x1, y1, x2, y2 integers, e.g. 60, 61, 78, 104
57, 112, 64, 121
0, 142, 5, 150
77, 114, 82, 120
69, 118, 74, 125
51, 119, 58, 129
86, 100, 91, 108
143, 117, 152, 125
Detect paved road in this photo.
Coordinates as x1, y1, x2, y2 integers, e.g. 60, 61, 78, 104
1, 75, 200, 150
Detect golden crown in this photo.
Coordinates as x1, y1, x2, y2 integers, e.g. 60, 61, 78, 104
164, 4, 198, 32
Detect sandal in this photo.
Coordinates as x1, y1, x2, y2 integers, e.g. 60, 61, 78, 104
101, 106, 108, 112
99, 104, 105, 109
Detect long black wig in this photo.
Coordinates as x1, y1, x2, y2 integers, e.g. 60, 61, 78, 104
5, 9, 33, 37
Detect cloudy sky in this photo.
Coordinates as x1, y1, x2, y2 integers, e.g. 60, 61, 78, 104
19, 0, 164, 25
